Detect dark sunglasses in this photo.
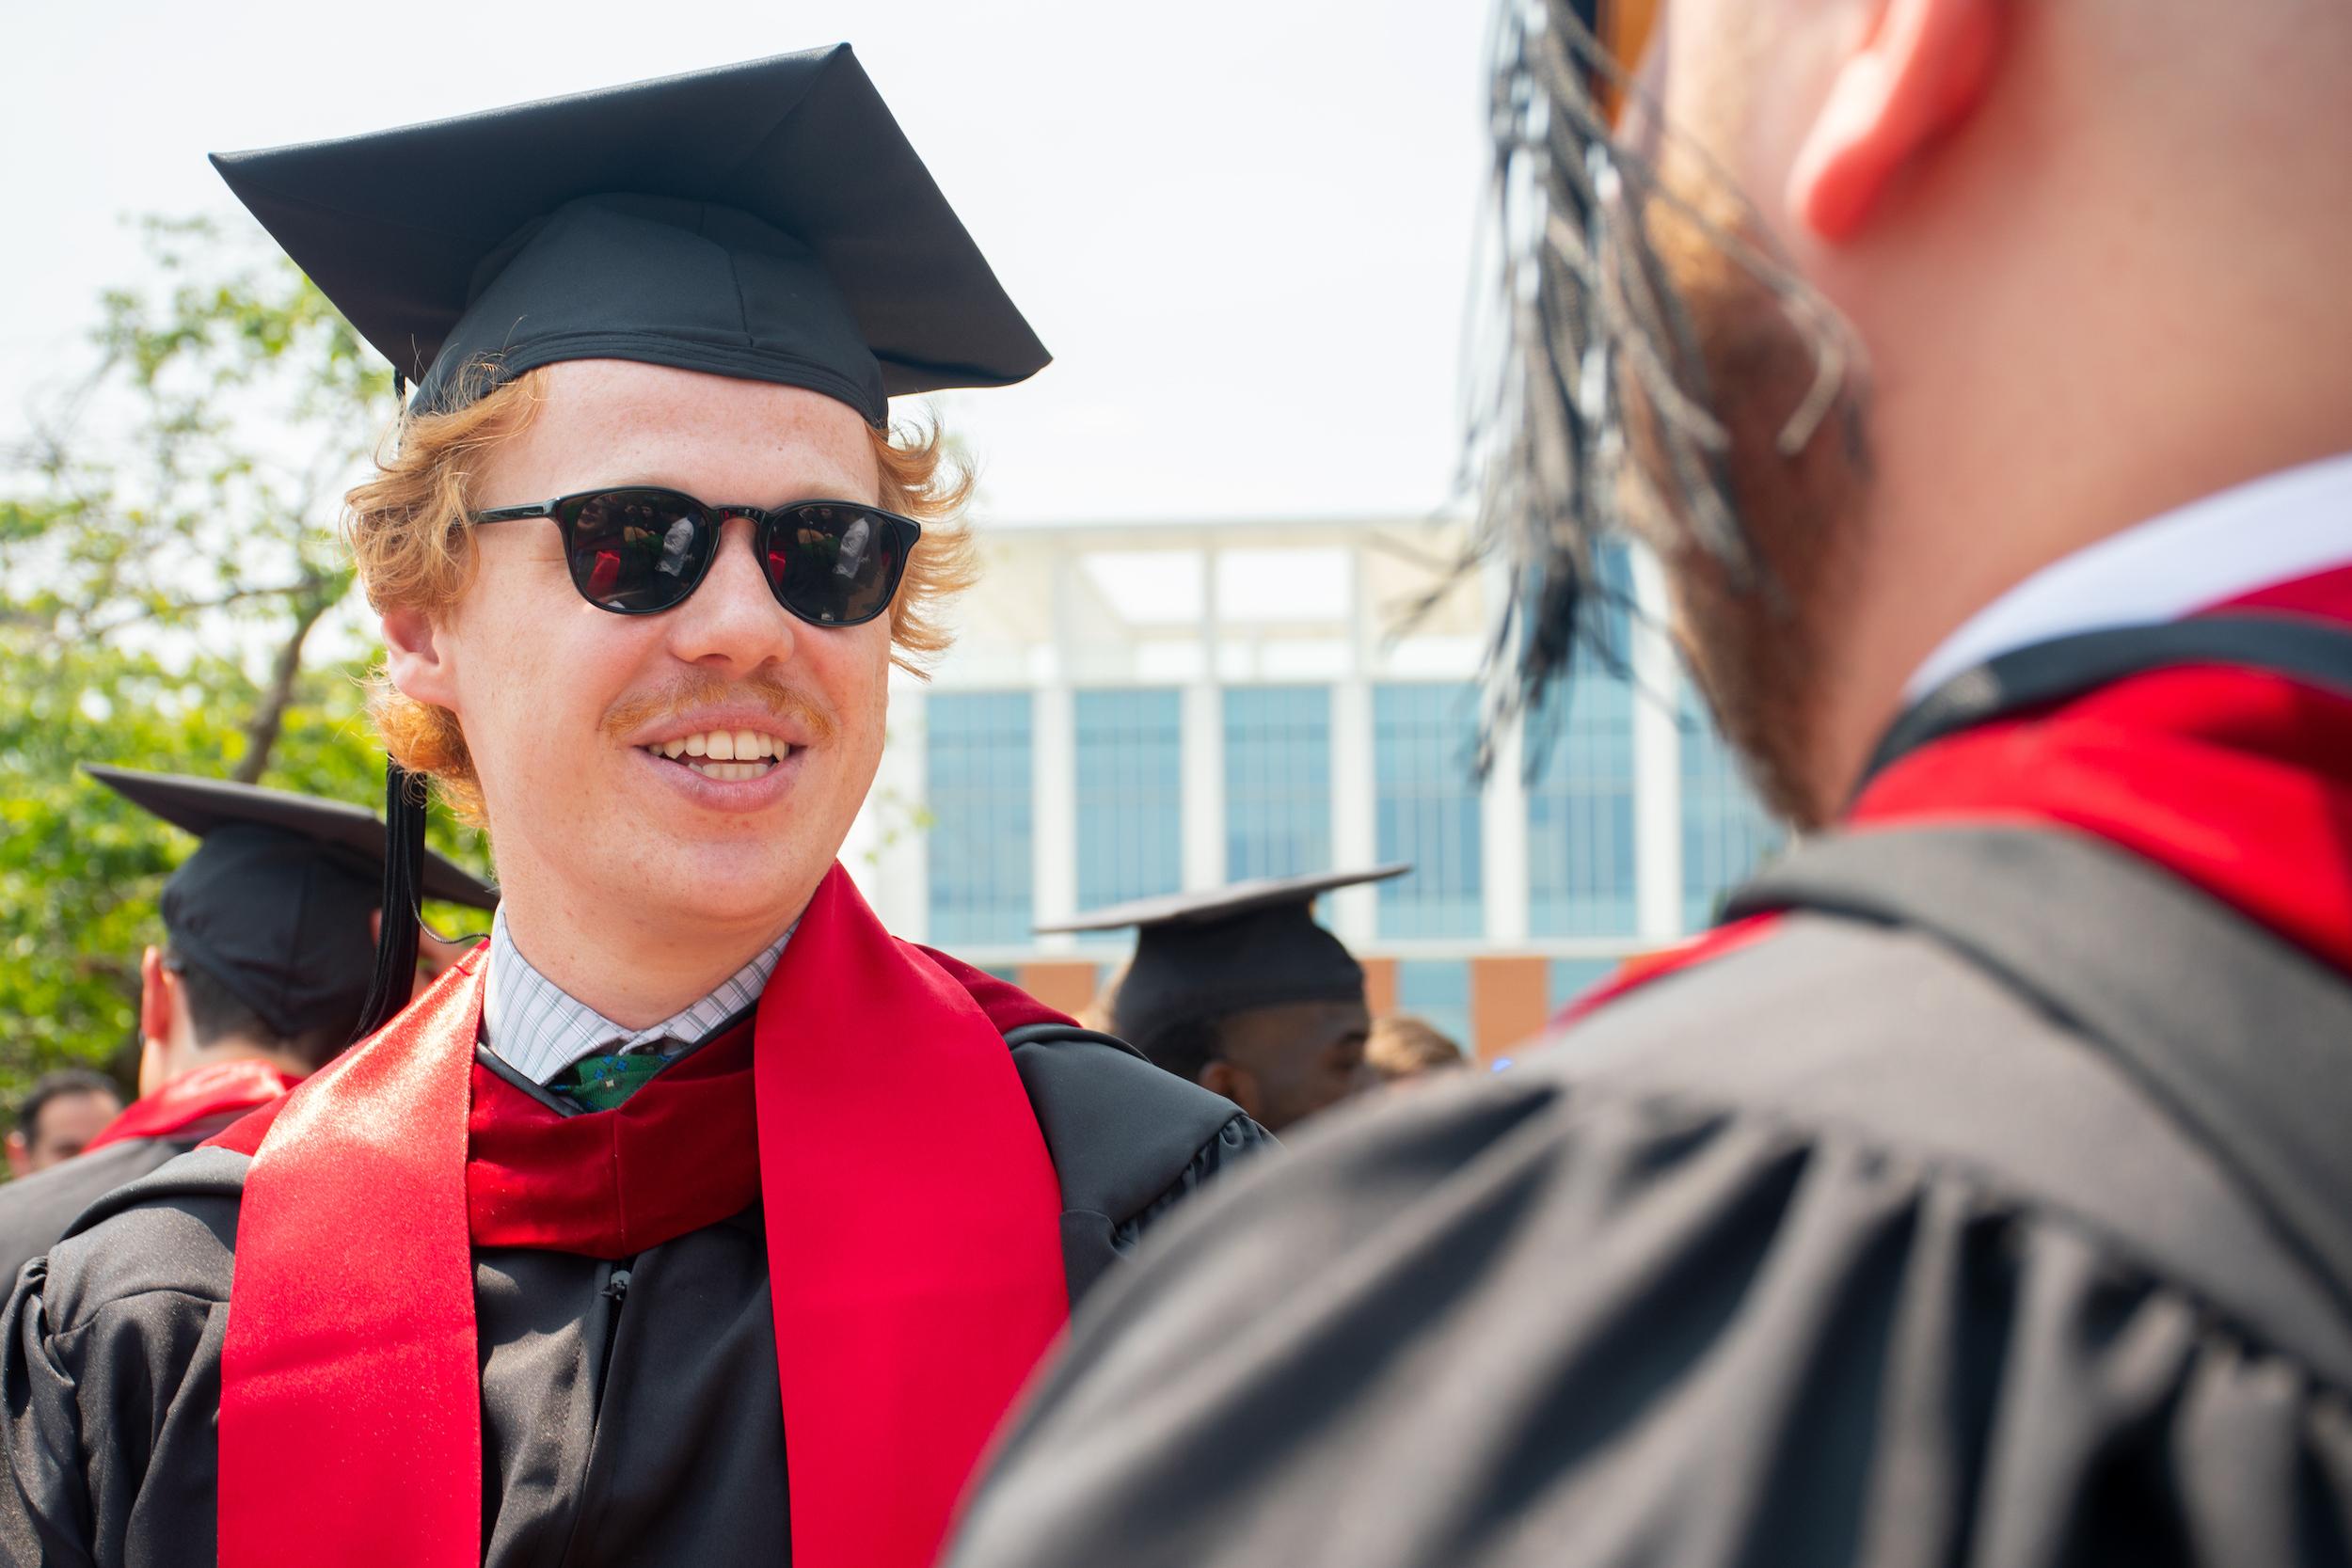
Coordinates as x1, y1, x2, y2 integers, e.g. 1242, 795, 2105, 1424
470, 487, 922, 624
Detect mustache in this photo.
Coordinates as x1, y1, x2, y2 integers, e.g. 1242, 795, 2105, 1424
598, 670, 840, 746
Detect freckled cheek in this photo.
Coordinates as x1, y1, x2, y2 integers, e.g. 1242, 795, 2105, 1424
450, 578, 650, 777
809, 631, 893, 786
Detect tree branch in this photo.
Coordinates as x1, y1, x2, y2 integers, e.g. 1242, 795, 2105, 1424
233, 587, 333, 784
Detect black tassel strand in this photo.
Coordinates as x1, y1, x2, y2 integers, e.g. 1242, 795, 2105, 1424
352, 764, 430, 1044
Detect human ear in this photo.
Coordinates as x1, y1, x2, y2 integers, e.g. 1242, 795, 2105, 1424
1199, 1059, 1262, 1122
382, 603, 461, 711
138, 946, 175, 1096
1788, 0, 2007, 244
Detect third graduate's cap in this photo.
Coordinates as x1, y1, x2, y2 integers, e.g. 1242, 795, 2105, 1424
87, 765, 498, 1040
209, 44, 1050, 421
1038, 865, 1409, 1054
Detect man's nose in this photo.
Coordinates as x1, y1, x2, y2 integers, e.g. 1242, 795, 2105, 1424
664, 515, 797, 671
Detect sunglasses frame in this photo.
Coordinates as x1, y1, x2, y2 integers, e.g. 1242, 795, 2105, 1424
470, 487, 924, 625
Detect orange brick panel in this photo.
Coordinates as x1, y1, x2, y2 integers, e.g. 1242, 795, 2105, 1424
1017, 961, 1103, 1019
1470, 956, 1552, 1064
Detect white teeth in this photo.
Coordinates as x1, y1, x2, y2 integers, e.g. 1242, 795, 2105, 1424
641, 730, 793, 775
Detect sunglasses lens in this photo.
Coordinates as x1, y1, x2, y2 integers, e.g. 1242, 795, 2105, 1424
562, 490, 711, 612
762, 505, 908, 626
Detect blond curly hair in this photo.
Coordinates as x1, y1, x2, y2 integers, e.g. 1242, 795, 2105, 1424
346, 367, 978, 825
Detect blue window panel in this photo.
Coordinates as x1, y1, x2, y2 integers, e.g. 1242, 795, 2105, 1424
925, 692, 1035, 945
1679, 684, 1785, 931
1224, 686, 1333, 881
1547, 957, 1621, 1013
1527, 543, 1636, 937
1075, 689, 1184, 917
1393, 959, 1473, 1056
1374, 683, 1485, 939
1525, 671, 1637, 937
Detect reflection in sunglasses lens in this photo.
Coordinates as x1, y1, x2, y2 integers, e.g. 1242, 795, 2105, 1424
566, 490, 710, 611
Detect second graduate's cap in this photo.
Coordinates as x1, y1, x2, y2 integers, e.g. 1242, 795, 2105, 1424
1039, 865, 1409, 1054
209, 44, 1050, 421
87, 766, 498, 1040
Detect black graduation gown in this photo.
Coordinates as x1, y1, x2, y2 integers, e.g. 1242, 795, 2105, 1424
0, 1097, 266, 1291
0, 1025, 1269, 1567
0, 1136, 195, 1290
946, 828, 2352, 1568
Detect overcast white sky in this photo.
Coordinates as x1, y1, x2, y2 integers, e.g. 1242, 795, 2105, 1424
1, 0, 1494, 525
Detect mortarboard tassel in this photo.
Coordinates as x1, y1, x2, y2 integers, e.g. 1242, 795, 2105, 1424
352, 758, 429, 1045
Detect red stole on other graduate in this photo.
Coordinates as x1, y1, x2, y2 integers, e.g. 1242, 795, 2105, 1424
208, 864, 1073, 1568
81, 1058, 300, 1154
1564, 565, 2352, 1023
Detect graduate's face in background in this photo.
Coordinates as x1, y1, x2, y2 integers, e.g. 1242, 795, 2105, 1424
389, 359, 889, 959
1204, 997, 1375, 1133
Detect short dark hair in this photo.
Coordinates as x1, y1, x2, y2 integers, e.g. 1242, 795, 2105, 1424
14, 1069, 122, 1138
167, 949, 347, 1071
1138, 1015, 1226, 1089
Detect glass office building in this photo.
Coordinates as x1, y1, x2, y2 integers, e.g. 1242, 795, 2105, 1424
848, 515, 1781, 1059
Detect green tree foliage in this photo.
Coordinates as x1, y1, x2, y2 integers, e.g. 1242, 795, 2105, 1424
0, 217, 488, 1103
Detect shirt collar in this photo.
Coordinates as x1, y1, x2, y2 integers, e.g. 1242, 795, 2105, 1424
1903, 451, 2352, 701
479, 907, 793, 1085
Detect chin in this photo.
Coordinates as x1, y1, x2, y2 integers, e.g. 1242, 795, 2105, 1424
648, 844, 830, 929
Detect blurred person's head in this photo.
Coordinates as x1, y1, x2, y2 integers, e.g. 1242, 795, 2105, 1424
1047, 867, 1406, 1132
6, 1069, 124, 1177
136, 948, 346, 1095
1489, 0, 2352, 825
1143, 999, 1375, 1133
1076, 961, 1128, 1035
87, 768, 501, 1086
1365, 1014, 1469, 1084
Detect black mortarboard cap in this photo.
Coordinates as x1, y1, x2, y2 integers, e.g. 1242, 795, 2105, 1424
1039, 865, 1410, 1055
87, 766, 498, 1041
209, 44, 1051, 421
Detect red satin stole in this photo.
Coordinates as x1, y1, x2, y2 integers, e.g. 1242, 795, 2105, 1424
82, 1058, 300, 1154
1562, 564, 2352, 1021
210, 864, 1073, 1568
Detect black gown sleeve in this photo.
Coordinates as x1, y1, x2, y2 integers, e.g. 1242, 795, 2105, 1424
948, 926, 2352, 1568
0, 1138, 187, 1291
0, 1150, 244, 1568
1108, 1115, 1274, 1257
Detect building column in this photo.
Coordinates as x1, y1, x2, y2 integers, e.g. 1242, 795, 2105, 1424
1181, 684, 1224, 891
1033, 547, 1082, 952
1330, 546, 1380, 944
1481, 701, 1530, 946
851, 680, 930, 940
1629, 546, 1685, 941
1032, 684, 1078, 952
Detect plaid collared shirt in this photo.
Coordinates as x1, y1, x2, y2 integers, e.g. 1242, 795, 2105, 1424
479, 907, 792, 1085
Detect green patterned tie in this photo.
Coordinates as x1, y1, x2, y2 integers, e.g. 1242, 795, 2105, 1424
555, 1051, 672, 1111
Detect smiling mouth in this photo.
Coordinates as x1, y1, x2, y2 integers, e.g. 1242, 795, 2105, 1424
639, 728, 798, 783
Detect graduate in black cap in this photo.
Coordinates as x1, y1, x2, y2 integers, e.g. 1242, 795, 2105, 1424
944, 2, 2352, 1564
0, 48, 1264, 1568
0, 766, 496, 1286
1041, 865, 1406, 1132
